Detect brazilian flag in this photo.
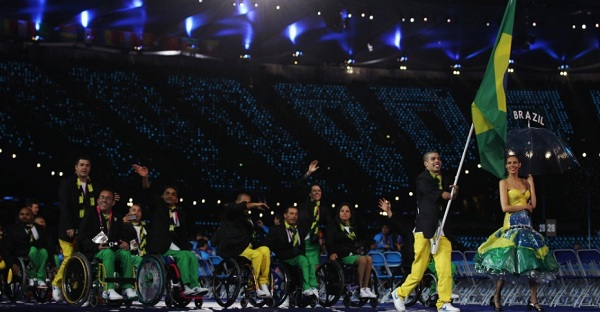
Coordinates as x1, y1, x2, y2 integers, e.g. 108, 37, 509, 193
471, 0, 516, 179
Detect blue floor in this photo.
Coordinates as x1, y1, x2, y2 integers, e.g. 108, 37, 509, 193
0, 299, 598, 311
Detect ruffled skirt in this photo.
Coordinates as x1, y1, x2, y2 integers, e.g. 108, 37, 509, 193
474, 225, 559, 282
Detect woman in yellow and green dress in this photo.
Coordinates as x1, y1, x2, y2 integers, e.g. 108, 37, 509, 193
474, 155, 558, 312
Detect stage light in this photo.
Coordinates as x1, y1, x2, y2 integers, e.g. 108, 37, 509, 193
81, 11, 89, 28
559, 64, 569, 76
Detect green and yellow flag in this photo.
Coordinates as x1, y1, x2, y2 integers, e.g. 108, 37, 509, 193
471, 0, 516, 179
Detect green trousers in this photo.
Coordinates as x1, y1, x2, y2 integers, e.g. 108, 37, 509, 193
28, 246, 48, 280
304, 240, 319, 289
95, 248, 134, 290
283, 255, 311, 291
163, 249, 199, 288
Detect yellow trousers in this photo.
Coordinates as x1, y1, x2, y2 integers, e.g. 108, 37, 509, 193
52, 239, 74, 287
240, 246, 271, 285
396, 232, 453, 310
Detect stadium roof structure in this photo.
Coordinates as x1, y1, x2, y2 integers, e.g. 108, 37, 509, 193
2, 0, 600, 74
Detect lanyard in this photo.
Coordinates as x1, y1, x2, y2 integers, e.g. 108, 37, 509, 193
96, 206, 112, 236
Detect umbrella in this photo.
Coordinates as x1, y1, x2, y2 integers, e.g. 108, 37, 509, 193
506, 127, 580, 175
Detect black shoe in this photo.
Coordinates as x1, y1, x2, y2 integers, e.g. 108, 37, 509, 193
490, 295, 503, 311
527, 298, 545, 312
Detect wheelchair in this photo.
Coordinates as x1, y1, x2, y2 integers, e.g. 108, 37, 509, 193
271, 261, 318, 308
212, 256, 281, 308
316, 259, 379, 308
3, 257, 27, 302
61, 252, 137, 307
136, 254, 207, 308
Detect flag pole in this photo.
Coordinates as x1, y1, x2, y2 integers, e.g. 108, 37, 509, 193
430, 123, 474, 255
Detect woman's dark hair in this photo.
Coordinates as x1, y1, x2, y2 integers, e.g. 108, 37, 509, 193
333, 202, 354, 224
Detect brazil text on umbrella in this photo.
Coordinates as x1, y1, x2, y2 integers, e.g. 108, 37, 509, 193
512, 110, 544, 126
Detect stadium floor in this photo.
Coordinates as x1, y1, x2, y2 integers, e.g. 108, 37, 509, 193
0, 299, 598, 311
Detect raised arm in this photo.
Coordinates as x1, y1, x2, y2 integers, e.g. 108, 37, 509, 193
132, 164, 150, 189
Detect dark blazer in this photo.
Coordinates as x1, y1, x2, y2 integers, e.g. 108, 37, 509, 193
58, 175, 98, 242
2, 223, 50, 268
146, 198, 190, 255
77, 207, 134, 260
414, 170, 450, 239
294, 176, 331, 242
325, 221, 356, 258
265, 224, 305, 260
213, 202, 254, 259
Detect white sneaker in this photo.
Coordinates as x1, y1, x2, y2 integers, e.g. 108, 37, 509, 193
438, 302, 460, 312
123, 288, 138, 299
302, 289, 314, 296
311, 288, 319, 297
257, 283, 272, 298
102, 289, 124, 301
183, 285, 197, 296
52, 285, 63, 302
81, 301, 90, 307
29, 278, 35, 287
280, 298, 290, 308
365, 288, 377, 298
451, 293, 460, 300
37, 281, 48, 289
192, 286, 209, 296
391, 288, 406, 311
359, 288, 372, 298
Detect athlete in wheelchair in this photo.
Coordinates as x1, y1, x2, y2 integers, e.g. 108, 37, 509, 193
62, 189, 137, 306
318, 203, 379, 308
266, 206, 318, 307
211, 193, 274, 307
1, 207, 55, 302
133, 165, 209, 307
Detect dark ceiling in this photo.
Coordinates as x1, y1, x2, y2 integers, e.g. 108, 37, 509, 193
2, 0, 600, 72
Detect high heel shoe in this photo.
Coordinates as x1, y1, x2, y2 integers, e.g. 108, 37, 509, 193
489, 295, 503, 311
527, 299, 545, 312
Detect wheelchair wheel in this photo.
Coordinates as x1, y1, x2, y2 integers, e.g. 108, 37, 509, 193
165, 263, 192, 308
212, 258, 242, 307
241, 260, 267, 308
269, 262, 290, 308
62, 252, 93, 306
5, 257, 27, 302
33, 263, 56, 303
136, 255, 166, 306
316, 260, 344, 307
343, 267, 379, 308
418, 272, 438, 307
